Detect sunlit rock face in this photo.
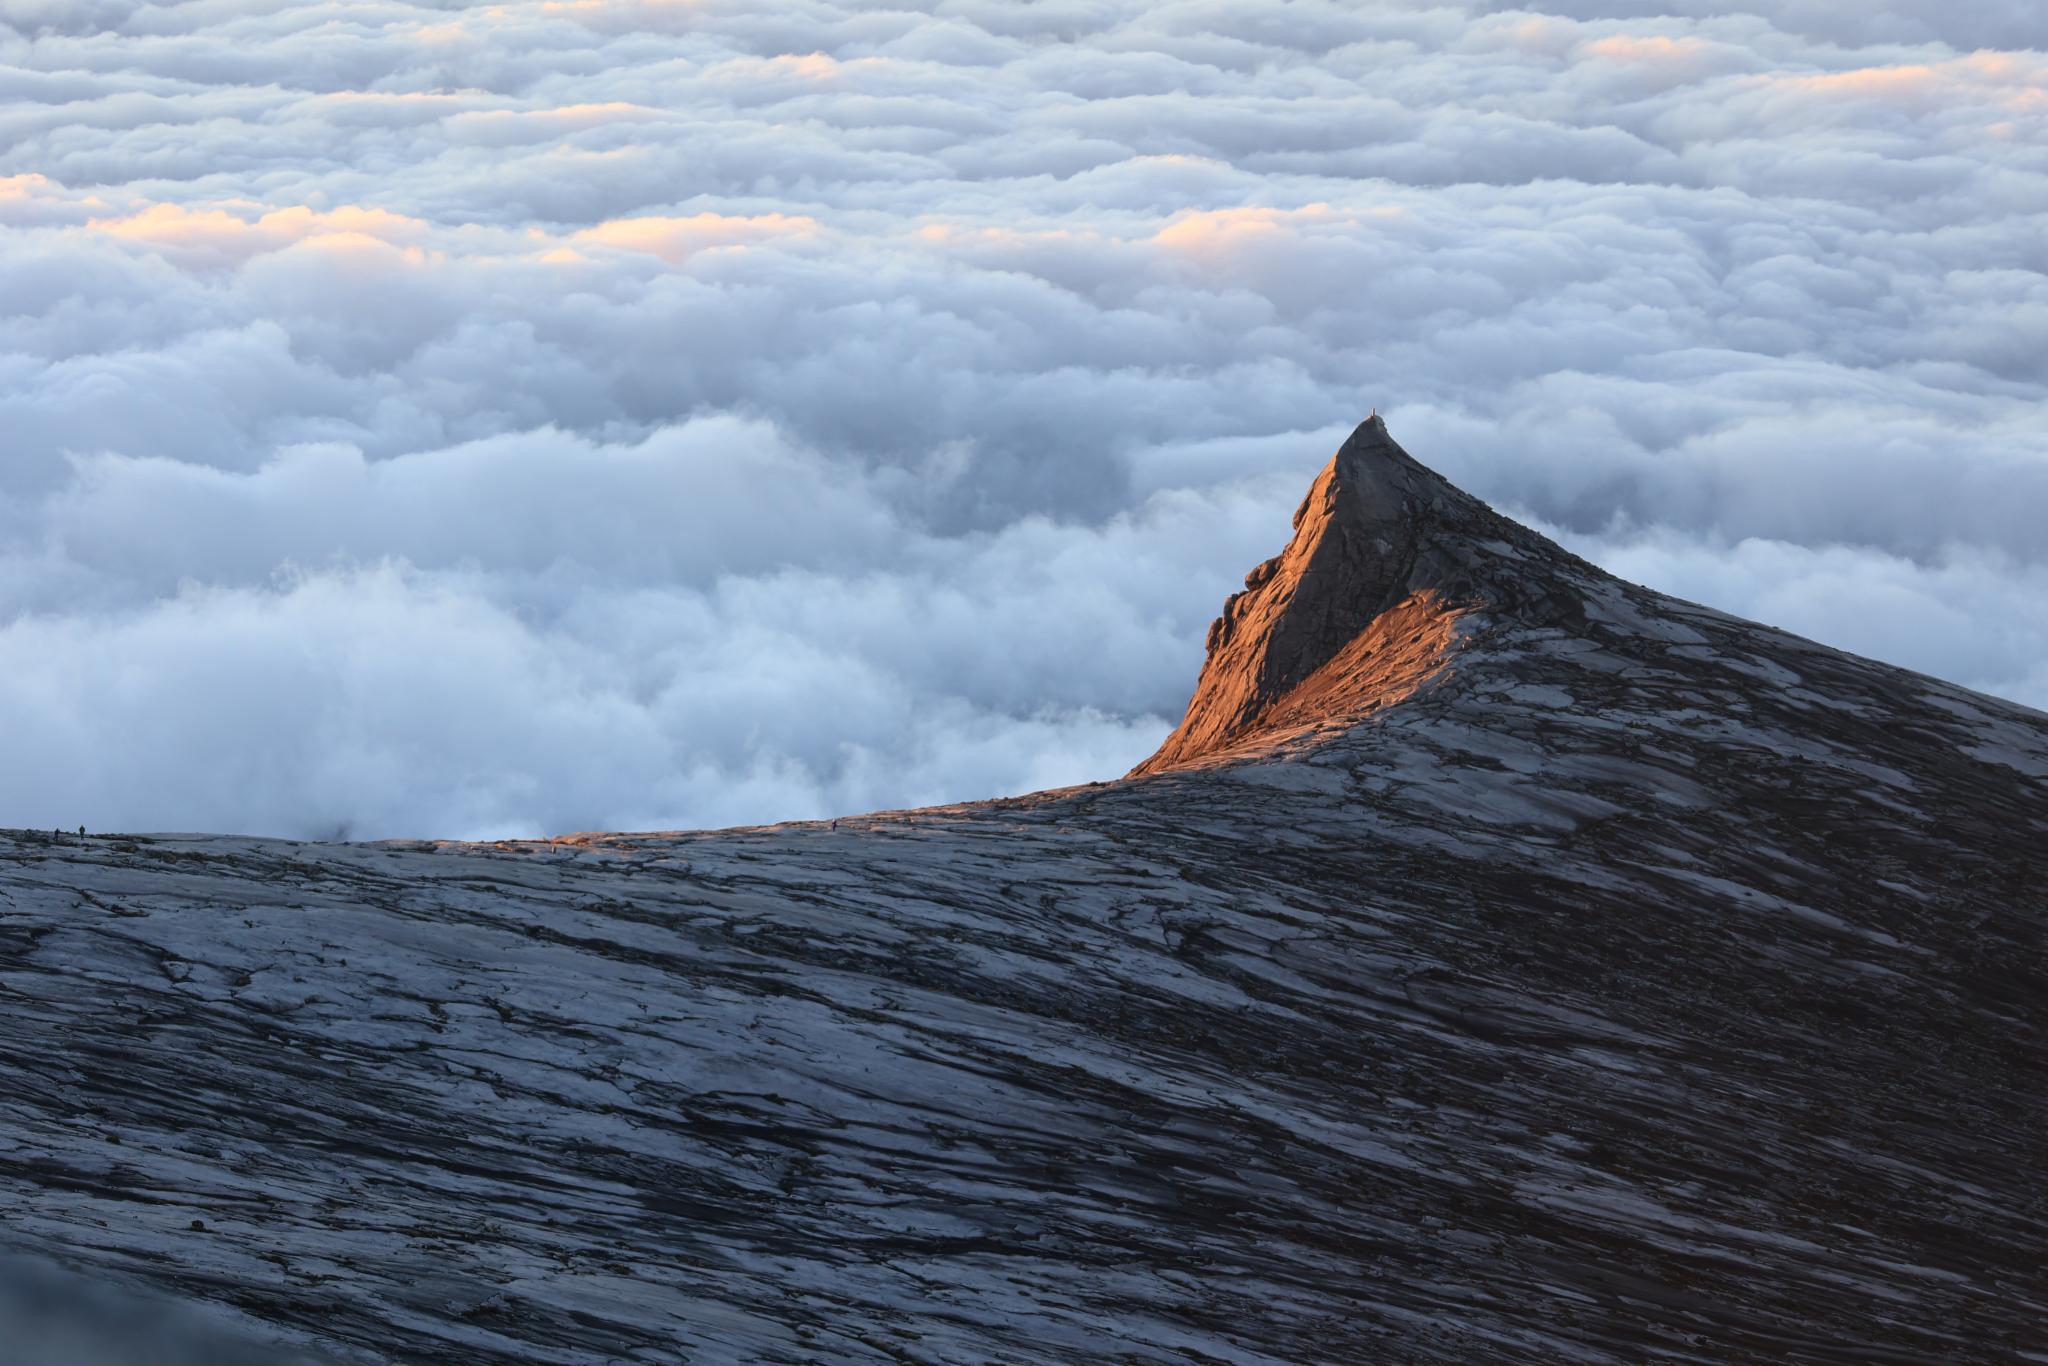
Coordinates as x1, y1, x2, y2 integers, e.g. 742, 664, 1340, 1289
1134, 416, 1588, 775
2, 424, 2044, 1364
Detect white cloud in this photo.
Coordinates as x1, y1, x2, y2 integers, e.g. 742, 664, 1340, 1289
0, 0, 2042, 836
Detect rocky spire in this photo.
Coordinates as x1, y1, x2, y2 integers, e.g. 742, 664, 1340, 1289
1131, 416, 1569, 775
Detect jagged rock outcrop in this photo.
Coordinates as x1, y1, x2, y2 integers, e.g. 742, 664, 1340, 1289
1, 422, 2044, 1364
1135, 415, 1582, 773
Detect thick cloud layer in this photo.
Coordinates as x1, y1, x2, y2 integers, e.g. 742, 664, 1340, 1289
2, 1, 2043, 838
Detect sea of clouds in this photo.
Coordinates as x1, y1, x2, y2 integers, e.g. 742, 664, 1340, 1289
2, 1, 2043, 838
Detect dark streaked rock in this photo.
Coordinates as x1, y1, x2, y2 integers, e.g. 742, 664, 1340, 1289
0, 421, 2042, 1363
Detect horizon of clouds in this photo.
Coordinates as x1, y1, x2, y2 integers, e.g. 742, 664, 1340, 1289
1, 0, 2044, 839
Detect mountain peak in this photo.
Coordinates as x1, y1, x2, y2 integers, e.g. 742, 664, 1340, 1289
1132, 417, 1571, 775
11, 415, 2048, 1363
1322, 413, 1457, 518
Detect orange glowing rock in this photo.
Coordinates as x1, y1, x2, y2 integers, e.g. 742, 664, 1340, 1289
1134, 415, 1588, 774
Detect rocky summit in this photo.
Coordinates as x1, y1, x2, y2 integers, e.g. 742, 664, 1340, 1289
2, 420, 2043, 1364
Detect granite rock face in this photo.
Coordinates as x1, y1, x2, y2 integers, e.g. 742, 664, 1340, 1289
2, 421, 2044, 1364
1135, 415, 1585, 775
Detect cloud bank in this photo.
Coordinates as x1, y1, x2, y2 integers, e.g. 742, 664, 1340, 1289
2, 1, 2043, 837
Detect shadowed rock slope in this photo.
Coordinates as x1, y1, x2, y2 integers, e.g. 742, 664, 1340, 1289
2, 420, 2044, 1364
